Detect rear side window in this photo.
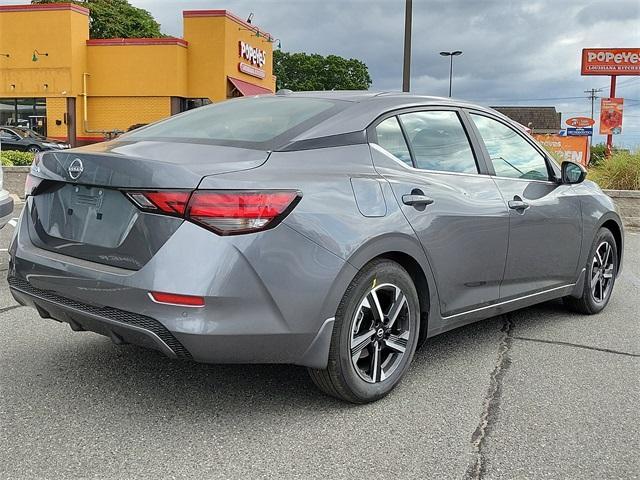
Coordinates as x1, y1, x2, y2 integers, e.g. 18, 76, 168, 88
374, 117, 412, 166
399, 111, 478, 173
470, 114, 550, 181
126, 97, 344, 149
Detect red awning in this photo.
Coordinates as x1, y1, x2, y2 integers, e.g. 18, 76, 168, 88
228, 77, 272, 96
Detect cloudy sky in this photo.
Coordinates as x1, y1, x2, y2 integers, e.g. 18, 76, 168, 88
3, 0, 640, 146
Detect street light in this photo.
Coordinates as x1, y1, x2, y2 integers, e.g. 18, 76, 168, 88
439, 50, 462, 97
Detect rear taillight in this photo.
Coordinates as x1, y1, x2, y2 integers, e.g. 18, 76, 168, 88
126, 191, 191, 216
125, 189, 300, 235
25, 153, 44, 197
187, 190, 300, 235
24, 174, 43, 197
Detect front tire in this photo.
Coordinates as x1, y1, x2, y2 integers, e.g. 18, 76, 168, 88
308, 259, 420, 403
27, 145, 41, 153
564, 227, 618, 314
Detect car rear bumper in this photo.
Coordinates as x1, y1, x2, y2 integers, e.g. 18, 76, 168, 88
9, 275, 335, 367
9, 205, 353, 368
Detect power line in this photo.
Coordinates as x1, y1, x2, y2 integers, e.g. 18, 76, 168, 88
584, 88, 602, 120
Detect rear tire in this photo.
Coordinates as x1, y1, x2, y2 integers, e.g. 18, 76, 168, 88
564, 227, 618, 314
27, 145, 41, 153
308, 259, 420, 403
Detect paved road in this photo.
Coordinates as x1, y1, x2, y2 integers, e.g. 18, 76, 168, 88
1, 203, 638, 479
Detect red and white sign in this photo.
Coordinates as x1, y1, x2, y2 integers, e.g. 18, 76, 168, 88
599, 98, 623, 135
238, 62, 266, 79
565, 117, 595, 128
581, 48, 640, 76
238, 41, 266, 79
239, 41, 266, 68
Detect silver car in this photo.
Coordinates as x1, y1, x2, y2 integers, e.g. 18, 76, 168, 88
8, 92, 623, 403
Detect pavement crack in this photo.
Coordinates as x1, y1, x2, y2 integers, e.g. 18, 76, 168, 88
464, 315, 514, 480
512, 336, 639, 358
0, 304, 21, 314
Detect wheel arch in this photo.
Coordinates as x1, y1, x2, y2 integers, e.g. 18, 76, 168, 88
343, 233, 440, 344
597, 213, 624, 276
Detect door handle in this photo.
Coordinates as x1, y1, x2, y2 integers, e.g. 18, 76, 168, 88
402, 193, 434, 207
508, 197, 529, 211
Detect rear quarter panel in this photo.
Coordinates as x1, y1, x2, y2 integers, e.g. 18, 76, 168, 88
198, 144, 440, 334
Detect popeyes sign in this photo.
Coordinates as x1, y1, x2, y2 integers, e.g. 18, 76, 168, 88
239, 41, 266, 68
239, 41, 267, 79
581, 48, 640, 75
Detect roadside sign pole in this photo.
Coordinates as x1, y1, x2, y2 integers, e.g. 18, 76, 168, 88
606, 75, 617, 157
402, 0, 412, 92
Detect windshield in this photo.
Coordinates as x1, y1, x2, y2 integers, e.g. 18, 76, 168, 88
22, 129, 46, 140
126, 96, 347, 149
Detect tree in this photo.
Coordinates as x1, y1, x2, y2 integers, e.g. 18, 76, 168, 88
274, 50, 372, 91
31, 0, 162, 39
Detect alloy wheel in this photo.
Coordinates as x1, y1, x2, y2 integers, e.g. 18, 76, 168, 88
350, 283, 411, 383
591, 241, 615, 303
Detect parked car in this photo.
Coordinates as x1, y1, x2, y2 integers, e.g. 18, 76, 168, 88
8, 92, 623, 403
0, 163, 14, 229
0, 126, 70, 152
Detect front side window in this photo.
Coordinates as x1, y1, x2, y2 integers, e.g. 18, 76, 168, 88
398, 111, 478, 173
470, 114, 550, 181
0, 128, 16, 140
374, 117, 412, 166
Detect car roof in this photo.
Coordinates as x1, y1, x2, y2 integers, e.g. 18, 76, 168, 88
275, 90, 503, 142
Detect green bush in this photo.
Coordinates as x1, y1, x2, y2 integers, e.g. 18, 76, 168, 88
588, 151, 640, 191
0, 150, 35, 166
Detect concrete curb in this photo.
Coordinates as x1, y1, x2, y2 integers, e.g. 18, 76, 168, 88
604, 189, 640, 228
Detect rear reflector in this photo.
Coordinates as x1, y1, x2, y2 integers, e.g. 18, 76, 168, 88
149, 291, 205, 307
186, 190, 300, 235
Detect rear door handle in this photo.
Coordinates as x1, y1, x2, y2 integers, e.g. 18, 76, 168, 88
402, 194, 434, 207
508, 199, 529, 210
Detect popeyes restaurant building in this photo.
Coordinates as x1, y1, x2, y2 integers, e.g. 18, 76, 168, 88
0, 3, 276, 145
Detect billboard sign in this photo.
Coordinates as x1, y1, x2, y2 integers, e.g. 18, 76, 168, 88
581, 48, 640, 76
599, 98, 623, 135
566, 116, 595, 128
566, 127, 593, 136
533, 134, 590, 166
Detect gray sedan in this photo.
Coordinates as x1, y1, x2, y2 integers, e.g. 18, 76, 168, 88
8, 92, 623, 403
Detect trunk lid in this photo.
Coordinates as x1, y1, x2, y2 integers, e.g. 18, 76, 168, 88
26, 140, 269, 270
32, 140, 270, 188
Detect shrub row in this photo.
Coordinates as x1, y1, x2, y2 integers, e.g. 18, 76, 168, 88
0, 150, 35, 167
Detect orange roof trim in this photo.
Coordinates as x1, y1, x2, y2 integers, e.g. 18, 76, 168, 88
87, 38, 188, 48
183, 9, 272, 39
0, 3, 89, 15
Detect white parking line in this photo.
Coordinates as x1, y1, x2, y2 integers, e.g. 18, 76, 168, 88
8, 218, 18, 228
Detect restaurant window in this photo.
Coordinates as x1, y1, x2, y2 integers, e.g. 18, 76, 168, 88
0, 98, 47, 136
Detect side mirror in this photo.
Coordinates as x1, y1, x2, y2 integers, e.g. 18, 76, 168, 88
561, 161, 586, 184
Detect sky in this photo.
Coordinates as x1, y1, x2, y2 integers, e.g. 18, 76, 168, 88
2, 0, 640, 147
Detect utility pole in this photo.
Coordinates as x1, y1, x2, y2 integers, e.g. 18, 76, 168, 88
584, 88, 602, 121
402, 0, 412, 92
583, 88, 602, 163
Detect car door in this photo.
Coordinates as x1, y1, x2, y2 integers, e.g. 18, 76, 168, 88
369, 108, 510, 318
0, 128, 23, 151
466, 111, 582, 300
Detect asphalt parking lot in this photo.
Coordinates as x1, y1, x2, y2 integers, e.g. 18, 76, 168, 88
0, 202, 638, 480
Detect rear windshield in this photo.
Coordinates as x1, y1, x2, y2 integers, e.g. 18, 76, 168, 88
125, 96, 346, 150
